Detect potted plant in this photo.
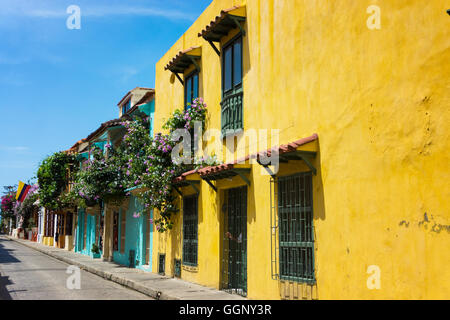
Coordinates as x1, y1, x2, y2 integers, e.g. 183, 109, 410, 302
91, 243, 101, 259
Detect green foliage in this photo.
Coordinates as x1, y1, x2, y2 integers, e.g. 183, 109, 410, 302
68, 98, 218, 233
127, 98, 217, 232
91, 243, 100, 254
162, 97, 208, 132
73, 145, 127, 207
37, 152, 77, 210
16, 188, 39, 227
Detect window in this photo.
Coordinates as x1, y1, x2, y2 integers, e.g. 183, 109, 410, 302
222, 36, 242, 94
122, 99, 131, 114
224, 47, 232, 92
221, 35, 243, 135
183, 195, 198, 266
184, 72, 199, 109
278, 172, 315, 283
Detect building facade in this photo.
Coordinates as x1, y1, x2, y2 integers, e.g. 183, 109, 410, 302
73, 87, 156, 267
150, 0, 450, 299
107, 88, 155, 270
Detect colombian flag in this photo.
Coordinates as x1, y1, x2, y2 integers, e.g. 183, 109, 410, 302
16, 181, 31, 202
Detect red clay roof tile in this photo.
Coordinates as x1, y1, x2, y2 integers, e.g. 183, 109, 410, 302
172, 134, 318, 183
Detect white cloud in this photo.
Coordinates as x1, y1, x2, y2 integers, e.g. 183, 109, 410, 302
0, 2, 196, 21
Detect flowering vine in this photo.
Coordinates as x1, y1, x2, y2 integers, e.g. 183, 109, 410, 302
1, 193, 16, 219
70, 98, 218, 233
14, 185, 39, 229
126, 98, 217, 232
73, 144, 128, 208
37, 152, 78, 211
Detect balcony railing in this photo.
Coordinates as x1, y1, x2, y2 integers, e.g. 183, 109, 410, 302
220, 91, 243, 136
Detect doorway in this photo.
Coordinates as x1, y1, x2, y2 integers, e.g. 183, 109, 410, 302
221, 186, 247, 297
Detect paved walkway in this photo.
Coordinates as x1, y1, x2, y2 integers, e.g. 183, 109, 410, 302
0, 236, 152, 300
5, 236, 245, 300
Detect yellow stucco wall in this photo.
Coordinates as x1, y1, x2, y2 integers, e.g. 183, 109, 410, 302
152, 0, 450, 299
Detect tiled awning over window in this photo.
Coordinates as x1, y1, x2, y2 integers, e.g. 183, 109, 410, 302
172, 134, 319, 192
198, 5, 246, 42
173, 164, 251, 193
174, 164, 251, 182
164, 46, 202, 74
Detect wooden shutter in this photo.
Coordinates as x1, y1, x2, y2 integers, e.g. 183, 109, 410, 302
120, 211, 126, 254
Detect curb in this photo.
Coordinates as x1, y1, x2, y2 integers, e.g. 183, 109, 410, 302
5, 236, 179, 300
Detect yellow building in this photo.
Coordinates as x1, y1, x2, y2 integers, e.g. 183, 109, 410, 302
151, 0, 450, 299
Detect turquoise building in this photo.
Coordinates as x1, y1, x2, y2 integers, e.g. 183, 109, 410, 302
112, 195, 152, 270
73, 87, 155, 270
74, 143, 104, 258
111, 88, 155, 270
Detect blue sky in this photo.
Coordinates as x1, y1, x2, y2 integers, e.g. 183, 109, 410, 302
0, 0, 211, 188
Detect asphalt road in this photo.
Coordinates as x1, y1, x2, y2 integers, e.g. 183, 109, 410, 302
0, 235, 152, 300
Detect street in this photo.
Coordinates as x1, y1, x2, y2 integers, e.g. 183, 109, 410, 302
0, 236, 152, 300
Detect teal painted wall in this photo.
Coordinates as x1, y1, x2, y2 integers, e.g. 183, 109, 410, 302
113, 195, 152, 271
75, 208, 99, 258
130, 100, 155, 137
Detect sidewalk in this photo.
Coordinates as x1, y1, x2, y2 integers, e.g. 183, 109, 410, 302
5, 236, 245, 300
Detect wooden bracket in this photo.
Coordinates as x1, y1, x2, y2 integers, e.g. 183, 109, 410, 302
173, 185, 183, 197
202, 178, 217, 192
296, 151, 317, 175
172, 72, 184, 85
186, 180, 200, 195
231, 168, 251, 186
256, 159, 277, 179
187, 55, 201, 72
230, 16, 246, 37
207, 40, 221, 57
